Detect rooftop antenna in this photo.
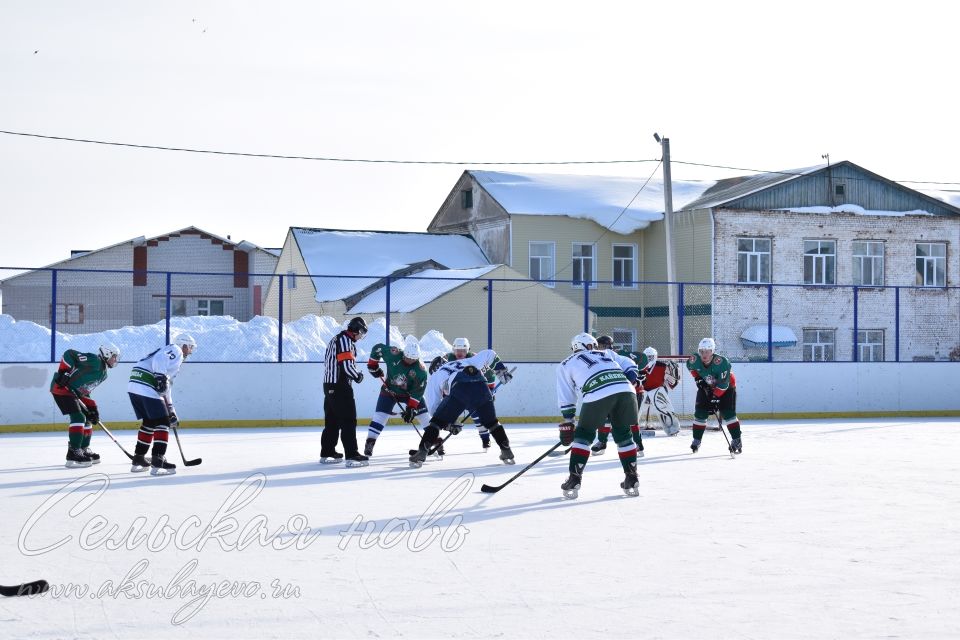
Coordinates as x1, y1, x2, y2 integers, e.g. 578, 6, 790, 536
821, 153, 830, 167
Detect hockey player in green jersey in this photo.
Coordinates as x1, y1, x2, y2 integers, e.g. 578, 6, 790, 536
363, 338, 428, 456
443, 337, 503, 449
687, 337, 743, 454
50, 343, 120, 467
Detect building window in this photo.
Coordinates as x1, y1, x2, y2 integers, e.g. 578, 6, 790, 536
916, 242, 946, 287
612, 329, 636, 352
286, 270, 297, 289
197, 299, 225, 316
172, 300, 187, 317
461, 189, 473, 209
529, 242, 555, 287
572, 242, 596, 288
857, 329, 884, 362
612, 244, 636, 288
737, 237, 771, 283
54, 303, 84, 324
803, 329, 835, 361
835, 184, 845, 197
852, 241, 884, 286
804, 240, 836, 285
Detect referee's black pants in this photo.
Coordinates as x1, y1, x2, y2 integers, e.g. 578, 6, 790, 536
321, 383, 359, 456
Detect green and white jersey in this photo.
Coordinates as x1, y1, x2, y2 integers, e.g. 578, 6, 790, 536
368, 343, 428, 400
128, 344, 184, 401
557, 349, 634, 420
50, 349, 109, 397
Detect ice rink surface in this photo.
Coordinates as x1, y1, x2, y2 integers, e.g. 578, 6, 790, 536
1, 419, 958, 639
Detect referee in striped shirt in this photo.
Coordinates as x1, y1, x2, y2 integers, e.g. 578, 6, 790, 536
320, 317, 369, 466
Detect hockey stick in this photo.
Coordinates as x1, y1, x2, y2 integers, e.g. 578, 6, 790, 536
713, 410, 736, 459
0, 580, 49, 597
96, 421, 135, 461
480, 441, 563, 493
170, 423, 202, 466
409, 430, 455, 457
64, 388, 135, 460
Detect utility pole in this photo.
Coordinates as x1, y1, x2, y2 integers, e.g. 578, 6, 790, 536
654, 133, 679, 355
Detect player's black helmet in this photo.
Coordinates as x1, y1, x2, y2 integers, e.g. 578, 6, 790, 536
597, 335, 614, 349
347, 317, 367, 338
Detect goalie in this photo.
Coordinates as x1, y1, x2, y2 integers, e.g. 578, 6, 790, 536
635, 347, 681, 436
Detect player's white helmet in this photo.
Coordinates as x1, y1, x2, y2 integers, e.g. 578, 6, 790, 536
571, 332, 598, 352
698, 337, 716, 359
643, 346, 658, 370
175, 333, 197, 356
452, 337, 470, 352
403, 340, 421, 360
99, 343, 120, 367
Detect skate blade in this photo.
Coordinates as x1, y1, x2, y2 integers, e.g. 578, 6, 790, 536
65, 460, 92, 469
546, 451, 565, 457
591, 450, 606, 456
562, 487, 579, 500
621, 485, 640, 497
344, 460, 369, 468
318, 458, 344, 465
500, 458, 515, 465
89, 459, 101, 465
409, 460, 423, 468
130, 464, 149, 473
149, 467, 177, 476
636, 451, 645, 459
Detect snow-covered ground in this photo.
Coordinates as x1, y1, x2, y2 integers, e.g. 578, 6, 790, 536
1, 419, 958, 639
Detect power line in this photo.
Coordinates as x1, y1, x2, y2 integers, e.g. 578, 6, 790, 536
0, 129, 658, 166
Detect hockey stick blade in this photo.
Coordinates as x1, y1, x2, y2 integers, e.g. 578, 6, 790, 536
171, 423, 203, 466
1, 580, 49, 597
713, 410, 736, 459
480, 441, 563, 494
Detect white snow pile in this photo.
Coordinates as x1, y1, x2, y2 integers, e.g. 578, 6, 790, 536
0, 314, 454, 363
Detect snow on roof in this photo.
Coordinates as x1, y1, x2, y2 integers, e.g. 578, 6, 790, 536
741, 324, 798, 347
348, 266, 499, 313
776, 205, 933, 216
470, 171, 714, 234
292, 228, 491, 302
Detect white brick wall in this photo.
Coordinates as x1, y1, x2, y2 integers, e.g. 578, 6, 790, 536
711, 209, 959, 362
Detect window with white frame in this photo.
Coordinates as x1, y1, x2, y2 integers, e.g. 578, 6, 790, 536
54, 303, 83, 324
803, 240, 836, 285
612, 329, 635, 352
852, 241, 884, 286
612, 244, 636, 288
857, 329, 884, 362
916, 242, 946, 287
803, 329, 835, 361
529, 242, 555, 287
572, 242, 596, 287
197, 299, 225, 316
162, 299, 187, 318
737, 237, 771, 283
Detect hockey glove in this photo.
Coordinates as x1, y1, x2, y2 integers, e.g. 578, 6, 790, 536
444, 423, 463, 436
83, 405, 100, 425
559, 421, 575, 446
153, 373, 169, 394
168, 411, 179, 427
429, 356, 444, 375
401, 405, 416, 423
708, 394, 721, 409
495, 367, 513, 386
369, 367, 385, 379
54, 370, 71, 388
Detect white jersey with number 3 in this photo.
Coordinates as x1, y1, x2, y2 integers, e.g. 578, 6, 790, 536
557, 349, 635, 417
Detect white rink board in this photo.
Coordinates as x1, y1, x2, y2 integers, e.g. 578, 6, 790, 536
0, 362, 958, 426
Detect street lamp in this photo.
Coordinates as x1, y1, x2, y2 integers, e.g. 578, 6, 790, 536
654, 133, 678, 355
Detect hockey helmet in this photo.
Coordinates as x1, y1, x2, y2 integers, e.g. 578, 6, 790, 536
403, 340, 421, 361
642, 346, 658, 371
347, 317, 368, 338
571, 332, 598, 352
452, 337, 470, 354
698, 337, 716, 358
596, 335, 614, 350
99, 342, 121, 367
175, 333, 197, 356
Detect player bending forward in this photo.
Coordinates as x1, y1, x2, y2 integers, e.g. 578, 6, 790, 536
438, 337, 505, 450
50, 343, 120, 468
557, 333, 640, 499
127, 334, 196, 475
635, 347, 681, 436
686, 337, 743, 454
364, 338, 429, 457
410, 349, 514, 468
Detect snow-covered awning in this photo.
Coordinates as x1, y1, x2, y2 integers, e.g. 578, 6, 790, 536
740, 324, 798, 348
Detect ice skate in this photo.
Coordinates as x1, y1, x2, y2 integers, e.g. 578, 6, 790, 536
498, 446, 515, 465
480, 431, 491, 451
621, 464, 639, 497
82, 447, 101, 464
409, 445, 428, 468
344, 453, 369, 468
590, 440, 607, 455
319, 451, 344, 464
149, 455, 176, 476
130, 454, 150, 473
561, 471, 582, 500
690, 438, 701, 453
363, 438, 376, 457
730, 437, 742, 454
65, 447, 92, 469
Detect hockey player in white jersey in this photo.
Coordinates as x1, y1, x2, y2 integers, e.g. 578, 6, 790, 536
411, 349, 514, 468
127, 334, 196, 475
556, 333, 640, 498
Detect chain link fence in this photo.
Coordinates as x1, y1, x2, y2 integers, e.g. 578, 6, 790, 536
2, 267, 958, 363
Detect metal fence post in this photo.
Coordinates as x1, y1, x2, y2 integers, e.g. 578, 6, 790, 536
50, 269, 57, 362
278, 275, 284, 363
385, 277, 391, 342
852, 286, 859, 362
677, 282, 685, 355
894, 286, 900, 362
165, 272, 172, 346
583, 280, 590, 333
767, 284, 774, 363
487, 279, 493, 349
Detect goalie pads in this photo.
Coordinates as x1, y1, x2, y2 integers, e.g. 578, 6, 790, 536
663, 360, 680, 390
639, 386, 680, 435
